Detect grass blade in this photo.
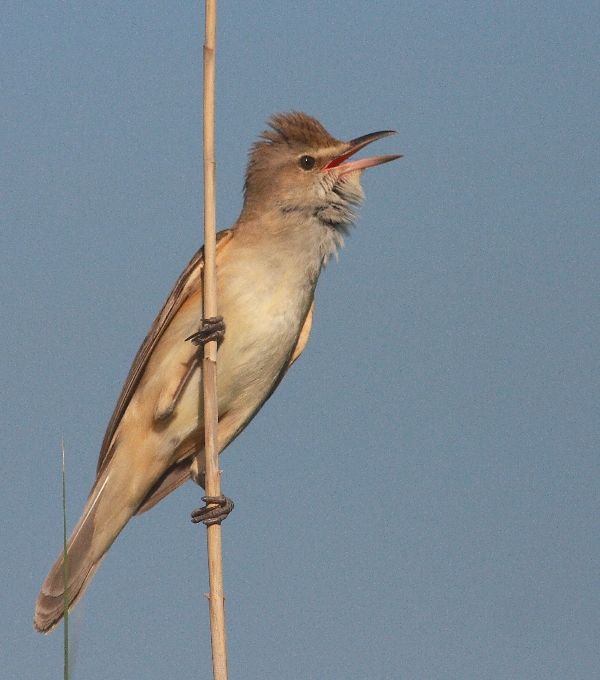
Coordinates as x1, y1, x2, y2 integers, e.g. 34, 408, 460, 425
61, 438, 70, 680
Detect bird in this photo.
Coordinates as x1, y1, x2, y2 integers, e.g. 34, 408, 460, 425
34, 111, 401, 633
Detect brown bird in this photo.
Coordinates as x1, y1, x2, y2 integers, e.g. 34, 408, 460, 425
34, 112, 400, 633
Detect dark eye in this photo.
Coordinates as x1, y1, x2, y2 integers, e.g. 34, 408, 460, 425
298, 155, 316, 171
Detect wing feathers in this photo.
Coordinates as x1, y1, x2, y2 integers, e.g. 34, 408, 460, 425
97, 229, 234, 477
135, 460, 193, 515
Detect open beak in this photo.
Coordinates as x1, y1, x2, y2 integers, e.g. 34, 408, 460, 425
322, 130, 402, 176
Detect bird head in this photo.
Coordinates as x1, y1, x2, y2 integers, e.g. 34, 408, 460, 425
241, 112, 401, 234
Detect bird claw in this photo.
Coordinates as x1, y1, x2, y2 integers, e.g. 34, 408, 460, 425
191, 495, 234, 526
186, 316, 226, 348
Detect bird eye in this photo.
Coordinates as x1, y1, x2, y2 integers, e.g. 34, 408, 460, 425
298, 155, 316, 171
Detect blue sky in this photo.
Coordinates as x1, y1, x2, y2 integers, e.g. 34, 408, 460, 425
2, 2, 598, 679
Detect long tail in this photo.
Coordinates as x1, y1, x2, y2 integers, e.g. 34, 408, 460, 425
34, 470, 129, 633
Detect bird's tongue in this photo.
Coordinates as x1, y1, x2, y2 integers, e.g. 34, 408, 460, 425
323, 147, 359, 170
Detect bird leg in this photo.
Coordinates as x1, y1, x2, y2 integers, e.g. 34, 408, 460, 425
186, 316, 226, 349
154, 356, 199, 422
191, 495, 235, 526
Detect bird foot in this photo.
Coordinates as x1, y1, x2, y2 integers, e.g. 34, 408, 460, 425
191, 495, 234, 526
186, 316, 225, 348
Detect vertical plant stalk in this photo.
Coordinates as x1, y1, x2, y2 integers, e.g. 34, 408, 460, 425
61, 438, 70, 680
199, 2, 228, 679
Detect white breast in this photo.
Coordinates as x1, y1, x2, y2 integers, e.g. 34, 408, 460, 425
213, 242, 314, 414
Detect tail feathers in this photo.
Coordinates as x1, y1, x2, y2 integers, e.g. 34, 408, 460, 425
34, 497, 100, 633
34, 471, 124, 633
34, 558, 104, 634
34, 457, 192, 632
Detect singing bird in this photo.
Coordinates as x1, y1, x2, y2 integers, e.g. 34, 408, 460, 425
34, 112, 400, 632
